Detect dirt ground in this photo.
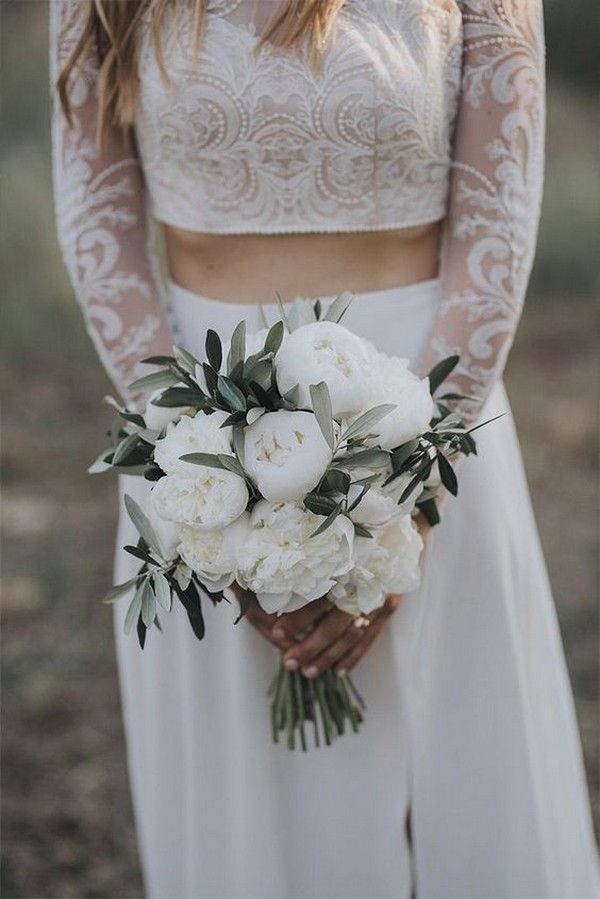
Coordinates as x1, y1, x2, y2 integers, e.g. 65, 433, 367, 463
1, 294, 598, 898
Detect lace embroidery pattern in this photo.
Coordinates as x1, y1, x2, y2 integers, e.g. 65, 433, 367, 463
134, 0, 463, 233
420, 0, 545, 425
50, 1, 173, 405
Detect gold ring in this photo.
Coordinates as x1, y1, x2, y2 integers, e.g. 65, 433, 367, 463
353, 615, 371, 629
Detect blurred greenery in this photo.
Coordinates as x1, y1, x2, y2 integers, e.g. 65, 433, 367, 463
1, 2, 598, 897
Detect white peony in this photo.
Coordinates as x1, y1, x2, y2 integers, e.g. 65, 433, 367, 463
236, 500, 355, 615
178, 514, 250, 592
360, 350, 434, 450
275, 321, 371, 418
153, 410, 232, 476
243, 410, 332, 502
330, 515, 423, 615
151, 470, 248, 531
347, 483, 399, 527
144, 388, 192, 432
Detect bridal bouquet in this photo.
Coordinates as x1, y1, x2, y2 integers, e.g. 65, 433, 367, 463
92, 293, 481, 749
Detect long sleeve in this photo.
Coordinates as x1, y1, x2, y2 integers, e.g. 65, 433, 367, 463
50, 0, 173, 406
420, 0, 545, 425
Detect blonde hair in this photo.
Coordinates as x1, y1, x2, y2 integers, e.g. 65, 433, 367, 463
57, 0, 345, 142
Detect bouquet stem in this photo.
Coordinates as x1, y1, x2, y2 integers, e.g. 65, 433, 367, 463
268, 657, 366, 750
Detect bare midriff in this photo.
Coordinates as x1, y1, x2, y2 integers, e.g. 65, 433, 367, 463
162, 222, 442, 304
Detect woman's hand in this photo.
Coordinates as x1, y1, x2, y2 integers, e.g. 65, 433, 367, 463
279, 594, 402, 678
279, 512, 432, 678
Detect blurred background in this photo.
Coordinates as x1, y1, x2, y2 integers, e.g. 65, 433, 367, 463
1, 2, 598, 896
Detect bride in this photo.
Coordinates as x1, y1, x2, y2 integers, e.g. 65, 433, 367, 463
50, 1, 598, 897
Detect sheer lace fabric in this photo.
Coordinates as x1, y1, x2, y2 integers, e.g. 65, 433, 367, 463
422, 0, 546, 424
50, 0, 545, 426
134, 0, 463, 233
50, 1, 174, 406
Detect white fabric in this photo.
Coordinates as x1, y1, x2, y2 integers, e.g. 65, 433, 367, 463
113, 278, 599, 899
51, 0, 545, 425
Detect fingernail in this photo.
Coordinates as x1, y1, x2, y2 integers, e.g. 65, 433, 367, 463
284, 658, 299, 671
272, 627, 286, 640
294, 629, 309, 642
337, 669, 347, 678
302, 665, 319, 679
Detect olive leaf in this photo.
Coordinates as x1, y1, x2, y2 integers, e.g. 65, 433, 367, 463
151, 386, 206, 407
173, 580, 205, 641
218, 453, 246, 479
323, 291, 353, 323
264, 320, 285, 355
124, 493, 163, 556
124, 582, 144, 635
205, 329, 222, 372
129, 369, 179, 393
153, 572, 172, 612
428, 355, 459, 394
141, 580, 157, 628
179, 452, 227, 470
321, 469, 351, 495
246, 406, 266, 425
112, 433, 141, 466
88, 449, 113, 474
275, 292, 290, 331
217, 375, 246, 412
309, 382, 335, 450
227, 320, 246, 374
437, 452, 458, 496
257, 304, 269, 329
303, 493, 340, 516
335, 448, 390, 469
341, 404, 395, 443
103, 576, 140, 603
310, 500, 343, 537
173, 345, 200, 374
390, 439, 420, 472
232, 425, 246, 465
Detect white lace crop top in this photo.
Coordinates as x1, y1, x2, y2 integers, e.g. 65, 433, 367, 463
50, 0, 545, 424
133, 0, 462, 234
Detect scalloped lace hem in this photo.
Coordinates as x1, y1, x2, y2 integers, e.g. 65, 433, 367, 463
152, 210, 446, 237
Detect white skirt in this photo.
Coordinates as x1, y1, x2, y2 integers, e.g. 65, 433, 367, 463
114, 278, 598, 899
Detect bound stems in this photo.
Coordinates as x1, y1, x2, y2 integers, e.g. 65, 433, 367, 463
269, 655, 365, 750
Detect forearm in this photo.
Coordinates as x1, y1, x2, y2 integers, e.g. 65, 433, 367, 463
419, 0, 546, 427
50, 0, 175, 407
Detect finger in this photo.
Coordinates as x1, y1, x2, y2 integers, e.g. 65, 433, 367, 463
283, 610, 353, 676
334, 597, 400, 675
304, 622, 365, 677
270, 597, 332, 644
246, 612, 290, 650
244, 603, 294, 651
334, 617, 385, 675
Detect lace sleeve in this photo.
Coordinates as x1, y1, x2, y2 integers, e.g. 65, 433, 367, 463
50, 0, 174, 407
420, 0, 545, 426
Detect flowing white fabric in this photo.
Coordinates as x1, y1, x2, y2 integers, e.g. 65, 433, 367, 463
114, 278, 598, 898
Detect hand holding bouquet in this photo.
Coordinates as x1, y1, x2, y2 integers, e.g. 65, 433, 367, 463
92, 293, 483, 749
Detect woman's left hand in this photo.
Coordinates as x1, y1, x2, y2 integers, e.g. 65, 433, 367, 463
279, 593, 403, 678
